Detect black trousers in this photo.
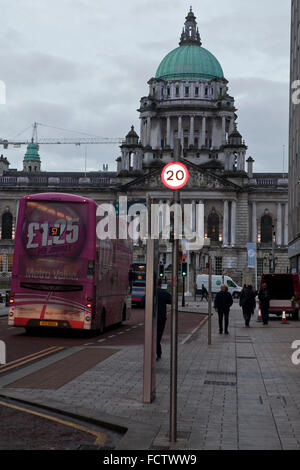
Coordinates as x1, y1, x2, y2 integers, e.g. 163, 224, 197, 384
218, 311, 229, 333
261, 305, 269, 325
243, 309, 252, 326
156, 318, 167, 358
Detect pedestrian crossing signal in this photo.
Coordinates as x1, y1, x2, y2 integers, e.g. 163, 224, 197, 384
182, 262, 187, 277
159, 264, 165, 278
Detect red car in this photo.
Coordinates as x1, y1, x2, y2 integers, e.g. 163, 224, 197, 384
259, 274, 300, 320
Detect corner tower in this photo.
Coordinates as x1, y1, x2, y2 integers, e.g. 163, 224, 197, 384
23, 139, 41, 172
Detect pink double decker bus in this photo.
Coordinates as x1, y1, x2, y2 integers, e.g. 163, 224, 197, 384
8, 193, 132, 332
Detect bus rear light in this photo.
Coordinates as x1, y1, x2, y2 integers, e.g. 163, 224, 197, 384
9, 299, 14, 305
86, 303, 92, 308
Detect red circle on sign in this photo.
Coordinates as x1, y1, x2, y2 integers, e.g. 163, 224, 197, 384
161, 162, 189, 190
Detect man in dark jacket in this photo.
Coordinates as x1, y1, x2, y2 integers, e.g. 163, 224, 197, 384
156, 279, 172, 360
239, 285, 256, 327
258, 283, 271, 326
214, 285, 233, 334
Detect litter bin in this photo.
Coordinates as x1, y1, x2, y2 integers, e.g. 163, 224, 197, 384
5, 291, 10, 307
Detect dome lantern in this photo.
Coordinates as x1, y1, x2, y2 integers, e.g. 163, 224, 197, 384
179, 7, 202, 47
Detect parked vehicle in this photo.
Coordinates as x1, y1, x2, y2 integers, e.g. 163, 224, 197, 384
196, 274, 242, 298
131, 262, 146, 308
259, 274, 300, 320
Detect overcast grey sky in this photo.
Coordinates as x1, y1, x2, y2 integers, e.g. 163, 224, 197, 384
0, 0, 291, 174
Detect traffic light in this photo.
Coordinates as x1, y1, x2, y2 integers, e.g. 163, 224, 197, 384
182, 262, 187, 277
159, 263, 165, 278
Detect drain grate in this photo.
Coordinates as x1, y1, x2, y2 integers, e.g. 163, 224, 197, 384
204, 380, 236, 387
237, 356, 256, 359
206, 370, 236, 377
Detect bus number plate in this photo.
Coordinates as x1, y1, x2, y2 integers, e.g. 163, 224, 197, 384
40, 321, 58, 327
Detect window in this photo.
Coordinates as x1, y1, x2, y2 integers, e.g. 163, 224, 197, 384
2, 212, 12, 240
176, 87, 180, 97
8, 254, 13, 272
215, 257, 223, 275
167, 87, 170, 97
205, 88, 208, 96
207, 209, 220, 242
0, 255, 3, 272
261, 213, 273, 243
185, 86, 189, 96
257, 258, 264, 278
195, 87, 199, 96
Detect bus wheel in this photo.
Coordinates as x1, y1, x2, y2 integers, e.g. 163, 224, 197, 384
99, 310, 105, 334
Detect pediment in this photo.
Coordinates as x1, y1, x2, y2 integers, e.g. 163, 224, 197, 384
121, 161, 240, 192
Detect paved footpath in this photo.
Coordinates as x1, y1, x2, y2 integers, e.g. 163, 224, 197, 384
2, 303, 300, 450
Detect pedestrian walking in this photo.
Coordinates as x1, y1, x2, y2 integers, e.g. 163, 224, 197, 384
201, 284, 208, 301
258, 282, 271, 326
156, 279, 172, 360
214, 284, 233, 334
239, 284, 256, 327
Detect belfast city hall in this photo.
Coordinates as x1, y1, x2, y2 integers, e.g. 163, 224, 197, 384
0, 8, 288, 292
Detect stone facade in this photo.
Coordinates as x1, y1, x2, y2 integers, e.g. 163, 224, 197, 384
289, 0, 300, 274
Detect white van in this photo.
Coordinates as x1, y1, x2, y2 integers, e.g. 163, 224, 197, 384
196, 274, 242, 299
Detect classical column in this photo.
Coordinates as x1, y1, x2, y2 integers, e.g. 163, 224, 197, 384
222, 116, 226, 144
178, 116, 183, 150
223, 200, 229, 246
147, 116, 151, 146
196, 200, 204, 241
284, 202, 288, 246
189, 116, 195, 147
201, 116, 206, 147
277, 202, 282, 246
166, 116, 171, 147
231, 200, 237, 247
252, 201, 257, 243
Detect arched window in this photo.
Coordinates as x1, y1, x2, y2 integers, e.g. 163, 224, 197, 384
207, 208, 219, 242
261, 212, 273, 243
2, 212, 12, 240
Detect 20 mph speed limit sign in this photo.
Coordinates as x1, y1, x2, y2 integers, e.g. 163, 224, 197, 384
161, 162, 189, 190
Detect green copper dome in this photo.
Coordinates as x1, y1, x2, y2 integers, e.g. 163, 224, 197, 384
155, 8, 224, 81
24, 139, 40, 162
155, 44, 224, 81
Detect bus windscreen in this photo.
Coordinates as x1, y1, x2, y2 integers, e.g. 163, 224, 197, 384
18, 200, 89, 283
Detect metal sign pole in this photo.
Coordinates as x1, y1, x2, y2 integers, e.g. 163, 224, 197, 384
143, 196, 158, 404
208, 256, 212, 346
170, 189, 179, 443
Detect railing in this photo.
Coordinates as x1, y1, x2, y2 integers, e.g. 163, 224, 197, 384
0, 175, 114, 187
